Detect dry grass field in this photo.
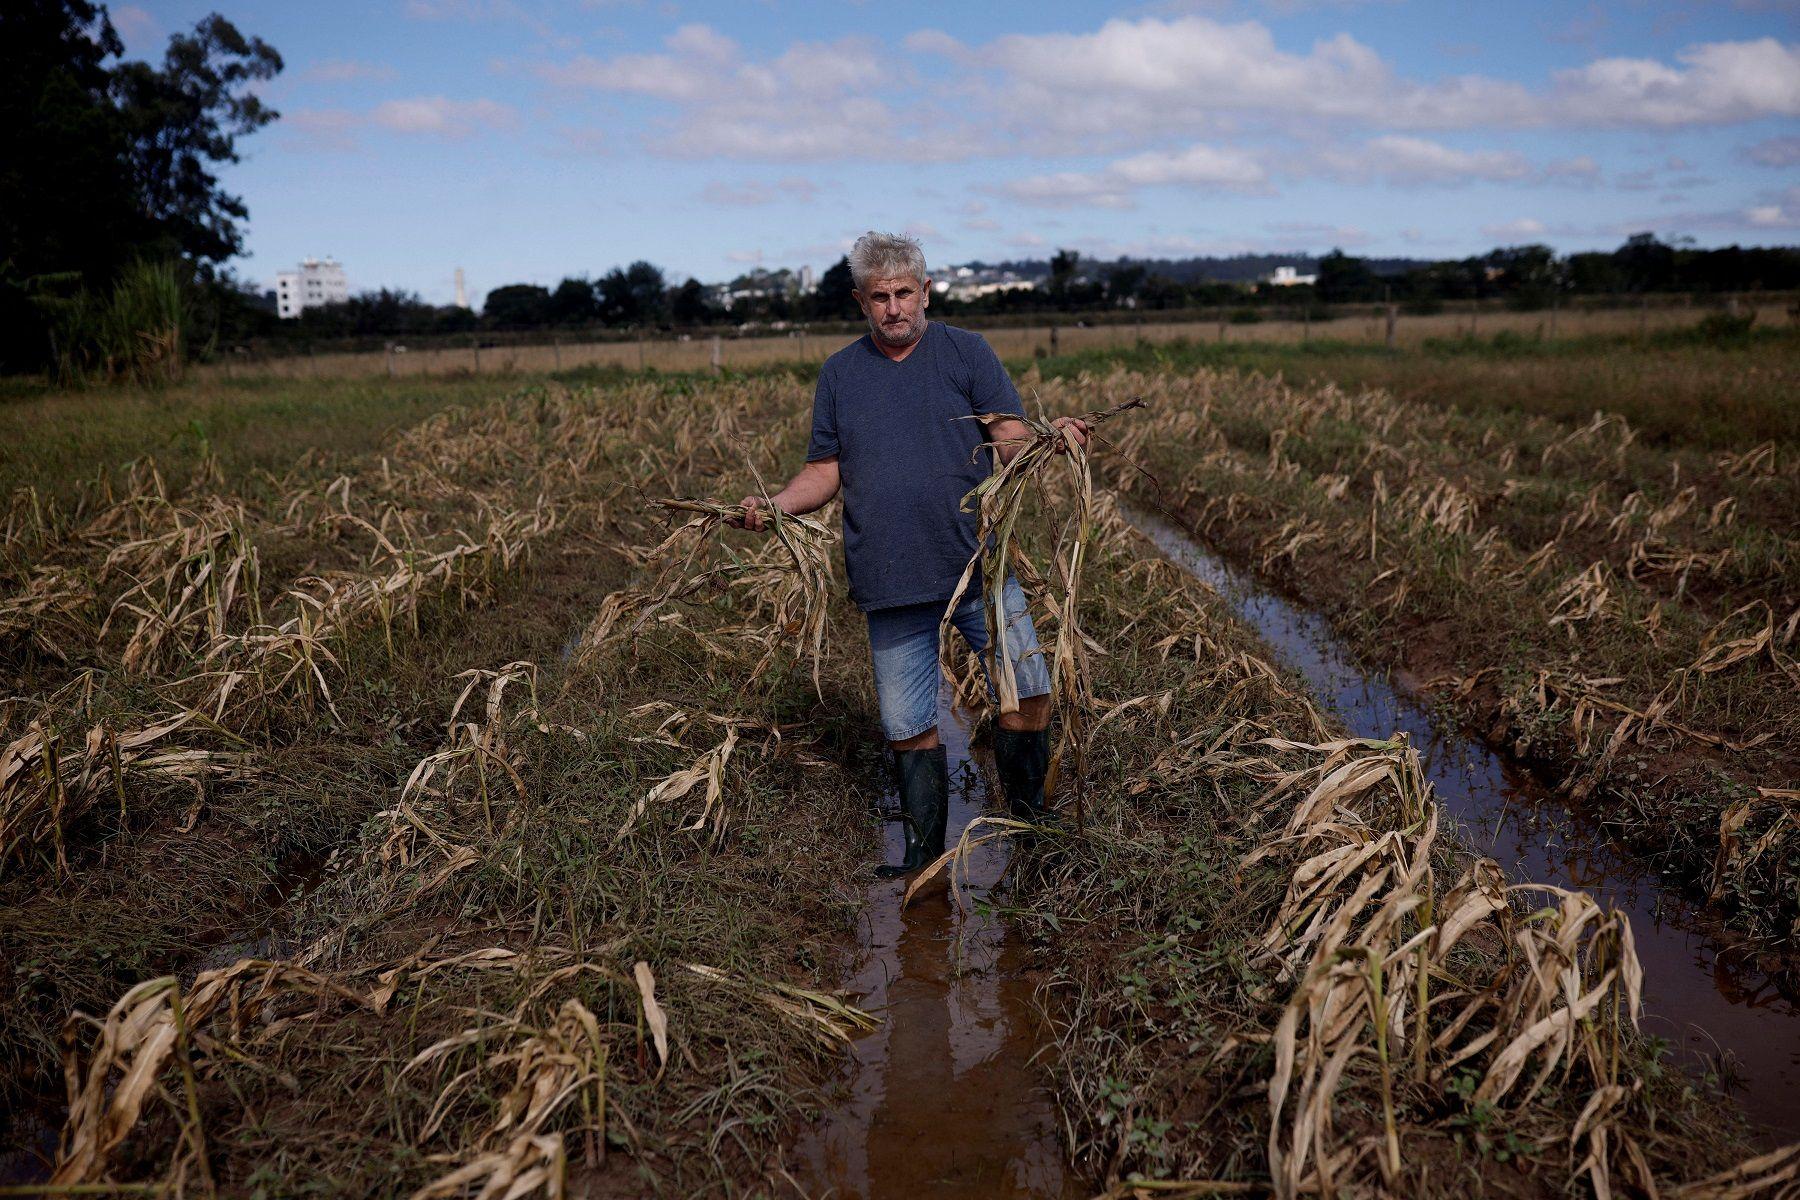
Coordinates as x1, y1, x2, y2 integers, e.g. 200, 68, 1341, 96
1, 331, 1795, 1195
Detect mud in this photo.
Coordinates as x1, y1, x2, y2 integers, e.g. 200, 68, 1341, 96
1127, 503, 1800, 1142
790, 697, 1083, 1199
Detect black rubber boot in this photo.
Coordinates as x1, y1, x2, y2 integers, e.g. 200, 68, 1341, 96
875, 746, 949, 878
993, 727, 1051, 822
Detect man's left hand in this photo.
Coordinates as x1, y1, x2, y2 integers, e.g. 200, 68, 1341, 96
1051, 416, 1090, 452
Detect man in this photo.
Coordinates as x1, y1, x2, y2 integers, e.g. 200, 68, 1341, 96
734, 231, 1088, 877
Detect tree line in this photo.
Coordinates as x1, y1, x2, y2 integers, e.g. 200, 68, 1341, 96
2, 1, 283, 380
278, 235, 1800, 345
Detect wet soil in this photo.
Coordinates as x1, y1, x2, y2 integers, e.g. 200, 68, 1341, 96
790, 699, 1085, 1200
1127, 504, 1800, 1142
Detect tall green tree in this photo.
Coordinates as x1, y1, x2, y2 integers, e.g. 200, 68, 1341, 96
1314, 250, 1381, 304
598, 261, 668, 327
0, 3, 282, 371
108, 14, 282, 266
810, 256, 857, 319
483, 284, 551, 329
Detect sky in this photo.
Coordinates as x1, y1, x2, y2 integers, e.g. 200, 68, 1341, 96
114, 0, 1800, 306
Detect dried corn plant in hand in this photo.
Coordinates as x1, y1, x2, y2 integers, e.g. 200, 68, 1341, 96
940, 398, 1145, 826
584, 497, 835, 697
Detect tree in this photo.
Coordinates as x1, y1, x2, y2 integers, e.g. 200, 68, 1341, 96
0, 4, 283, 371
1047, 248, 1080, 300
547, 276, 598, 326
1314, 250, 1381, 304
1484, 244, 1562, 309
483, 284, 550, 329
671, 278, 718, 326
598, 261, 668, 327
1104, 261, 1147, 306
2, 2, 133, 284
108, 15, 282, 266
810, 256, 857, 320
1615, 232, 1676, 293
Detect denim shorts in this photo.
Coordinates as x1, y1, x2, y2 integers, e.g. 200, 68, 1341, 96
866, 576, 1053, 743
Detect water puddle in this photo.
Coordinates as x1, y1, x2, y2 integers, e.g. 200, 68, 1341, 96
790, 697, 1083, 1199
1125, 503, 1799, 1141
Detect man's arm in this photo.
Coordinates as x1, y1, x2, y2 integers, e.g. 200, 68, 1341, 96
731, 457, 840, 531
985, 416, 1090, 464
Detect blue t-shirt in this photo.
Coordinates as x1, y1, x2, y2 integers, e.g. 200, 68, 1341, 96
806, 321, 1024, 612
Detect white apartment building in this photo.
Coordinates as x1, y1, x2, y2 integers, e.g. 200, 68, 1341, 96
1266, 265, 1319, 287
274, 257, 349, 318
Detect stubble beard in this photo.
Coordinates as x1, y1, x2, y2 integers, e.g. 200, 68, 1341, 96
869, 310, 926, 348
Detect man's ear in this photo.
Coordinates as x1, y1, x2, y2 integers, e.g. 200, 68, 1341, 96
851, 289, 866, 314
921, 279, 931, 309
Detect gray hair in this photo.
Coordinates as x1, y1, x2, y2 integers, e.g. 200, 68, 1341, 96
849, 231, 927, 292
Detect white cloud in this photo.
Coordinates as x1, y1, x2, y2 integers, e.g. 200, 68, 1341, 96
1110, 144, 1270, 187
1266, 221, 1372, 246
109, 5, 159, 49
537, 24, 981, 161
700, 177, 819, 206
977, 16, 1538, 137
1482, 217, 1549, 239
1544, 156, 1602, 183
996, 172, 1135, 210
938, 17, 1799, 141
305, 59, 398, 84
371, 97, 516, 136
1745, 135, 1800, 166
1338, 135, 1533, 183
1549, 38, 1800, 126
997, 143, 1268, 209
287, 97, 515, 148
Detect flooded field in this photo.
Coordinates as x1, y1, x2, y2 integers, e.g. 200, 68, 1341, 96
1128, 503, 1800, 1140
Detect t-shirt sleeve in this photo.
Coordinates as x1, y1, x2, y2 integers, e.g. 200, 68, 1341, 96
805, 368, 840, 461
965, 333, 1024, 418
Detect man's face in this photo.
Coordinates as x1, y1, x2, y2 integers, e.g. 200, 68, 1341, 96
854, 274, 931, 349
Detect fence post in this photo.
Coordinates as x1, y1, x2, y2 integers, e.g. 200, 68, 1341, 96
1049, 324, 1060, 356
638, 335, 646, 371
553, 336, 561, 372
1302, 305, 1310, 342
1217, 306, 1226, 343
473, 340, 481, 373
386, 344, 395, 378
1385, 304, 1397, 349
711, 335, 722, 375
800, 329, 808, 361
1469, 299, 1478, 337
1549, 294, 1559, 339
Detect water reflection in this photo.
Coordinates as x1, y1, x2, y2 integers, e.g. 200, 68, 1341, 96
790, 700, 1082, 1199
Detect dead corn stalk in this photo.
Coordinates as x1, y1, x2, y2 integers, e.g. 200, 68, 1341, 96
941, 398, 1147, 829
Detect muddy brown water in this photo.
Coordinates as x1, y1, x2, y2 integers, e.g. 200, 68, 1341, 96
789, 698, 1085, 1199
1126, 504, 1800, 1142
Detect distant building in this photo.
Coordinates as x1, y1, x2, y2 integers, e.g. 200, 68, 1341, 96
274, 257, 349, 318
454, 267, 469, 309
1266, 265, 1318, 287
798, 264, 815, 294
933, 263, 1038, 301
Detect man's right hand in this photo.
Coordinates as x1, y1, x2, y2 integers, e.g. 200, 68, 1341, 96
730, 495, 770, 531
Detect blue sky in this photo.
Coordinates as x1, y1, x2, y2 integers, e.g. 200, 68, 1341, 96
114, 0, 1800, 305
